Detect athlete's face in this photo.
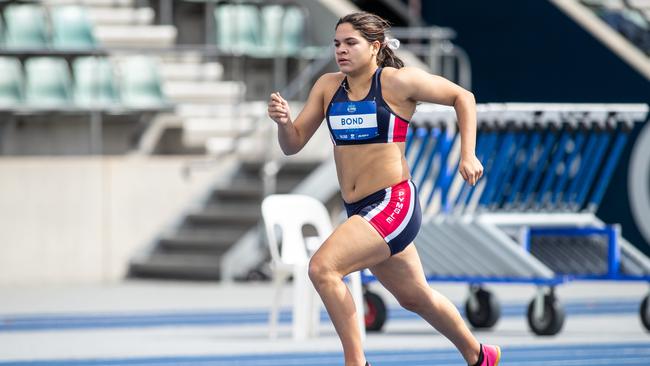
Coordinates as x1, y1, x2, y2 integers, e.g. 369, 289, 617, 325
334, 23, 379, 73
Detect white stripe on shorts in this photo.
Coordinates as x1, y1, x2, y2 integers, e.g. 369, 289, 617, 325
384, 180, 416, 242
363, 187, 392, 222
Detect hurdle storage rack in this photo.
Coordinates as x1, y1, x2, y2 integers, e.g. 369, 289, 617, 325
361, 103, 650, 336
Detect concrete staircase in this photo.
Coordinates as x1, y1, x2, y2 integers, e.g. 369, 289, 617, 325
128, 160, 319, 281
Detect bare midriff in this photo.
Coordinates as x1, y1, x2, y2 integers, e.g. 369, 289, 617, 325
334, 142, 411, 204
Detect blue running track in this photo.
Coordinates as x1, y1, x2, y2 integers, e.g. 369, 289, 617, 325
0, 299, 639, 332
0, 343, 648, 366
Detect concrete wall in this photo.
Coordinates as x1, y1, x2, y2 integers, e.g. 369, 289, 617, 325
0, 156, 230, 287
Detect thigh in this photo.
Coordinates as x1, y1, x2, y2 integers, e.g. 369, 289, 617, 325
312, 215, 392, 276
368, 244, 429, 297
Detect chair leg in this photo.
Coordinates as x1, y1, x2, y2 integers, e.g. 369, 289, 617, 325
292, 262, 311, 340
350, 270, 366, 342
308, 283, 321, 338
269, 272, 286, 339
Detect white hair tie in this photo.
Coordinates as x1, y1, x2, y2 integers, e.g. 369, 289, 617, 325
386, 37, 400, 50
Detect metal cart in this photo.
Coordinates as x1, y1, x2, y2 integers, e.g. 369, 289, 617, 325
361, 103, 650, 336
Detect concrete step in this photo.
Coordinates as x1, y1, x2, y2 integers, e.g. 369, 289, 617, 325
94, 25, 177, 48
158, 234, 238, 255
187, 206, 261, 225
182, 117, 255, 147
172, 226, 248, 242
129, 252, 221, 281
87, 7, 154, 26
44, 0, 135, 7
175, 102, 266, 118
160, 62, 224, 82
163, 81, 245, 103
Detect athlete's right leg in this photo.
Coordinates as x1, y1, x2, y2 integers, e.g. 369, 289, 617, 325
308, 215, 391, 366
369, 244, 487, 365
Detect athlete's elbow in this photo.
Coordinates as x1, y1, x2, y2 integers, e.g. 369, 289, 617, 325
455, 90, 475, 107
280, 144, 301, 156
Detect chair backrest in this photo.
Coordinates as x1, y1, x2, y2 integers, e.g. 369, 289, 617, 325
51, 6, 97, 50
117, 56, 165, 108
214, 4, 259, 53
281, 6, 305, 55
261, 194, 333, 265
0, 57, 24, 107
73, 56, 117, 107
24, 57, 72, 107
4, 4, 49, 49
259, 5, 284, 52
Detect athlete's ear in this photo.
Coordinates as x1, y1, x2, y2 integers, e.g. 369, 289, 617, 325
371, 40, 381, 56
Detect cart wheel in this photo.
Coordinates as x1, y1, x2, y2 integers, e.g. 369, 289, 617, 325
364, 290, 386, 332
465, 288, 500, 329
527, 293, 565, 336
640, 295, 650, 332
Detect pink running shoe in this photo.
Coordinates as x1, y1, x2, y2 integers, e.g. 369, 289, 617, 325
480, 344, 501, 366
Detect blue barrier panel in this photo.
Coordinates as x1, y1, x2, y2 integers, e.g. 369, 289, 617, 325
587, 127, 629, 211
551, 129, 585, 206
536, 128, 571, 209
571, 131, 611, 210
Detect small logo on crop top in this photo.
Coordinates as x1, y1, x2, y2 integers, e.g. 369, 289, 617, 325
347, 104, 356, 113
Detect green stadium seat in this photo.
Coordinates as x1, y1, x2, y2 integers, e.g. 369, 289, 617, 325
3, 4, 49, 49
257, 5, 284, 56
280, 6, 305, 56
51, 6, 97, 50
117, 56, 167, 109
24, 57, 72, 107
214, 4, 260, 54
73, 57, 118, 108
0, 57, 24, 107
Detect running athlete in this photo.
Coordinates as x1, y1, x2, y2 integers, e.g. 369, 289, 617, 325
267, 11, 500, 366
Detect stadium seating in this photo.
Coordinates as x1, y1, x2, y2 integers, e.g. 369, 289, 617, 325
51, 6, 97, 50
24, 57, 73, 108
73, 56, 118, 108
116, 56, 168, 109
214, 3, 306, 57
3, 4, 49, 50
0, 57, 24, 107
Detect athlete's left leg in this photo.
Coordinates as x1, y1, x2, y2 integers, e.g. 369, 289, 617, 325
369, 244, 483, 365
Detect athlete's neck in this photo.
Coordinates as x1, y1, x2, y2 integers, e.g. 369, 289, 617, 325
345, 66, 378, 98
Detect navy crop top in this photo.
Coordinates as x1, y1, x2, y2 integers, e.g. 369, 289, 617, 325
325, 68, 410, 146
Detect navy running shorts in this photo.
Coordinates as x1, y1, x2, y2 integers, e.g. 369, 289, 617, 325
344, 180, 422, 255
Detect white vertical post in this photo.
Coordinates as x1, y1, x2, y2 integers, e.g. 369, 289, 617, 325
349, 270, 366, 342
292, 262, 310, 340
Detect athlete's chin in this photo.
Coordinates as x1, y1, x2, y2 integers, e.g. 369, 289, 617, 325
337, 64, 355, 74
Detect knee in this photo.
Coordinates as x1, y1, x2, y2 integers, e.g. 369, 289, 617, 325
397, 289, 430, 313
308, 256, 335, 288
308, 255, 343, 289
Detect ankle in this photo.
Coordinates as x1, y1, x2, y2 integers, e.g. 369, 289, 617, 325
468, 343, 483, 366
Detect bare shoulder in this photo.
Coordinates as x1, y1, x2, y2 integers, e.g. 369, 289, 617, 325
315, 72, 345, 91
314, 72, 345, 108
381, 66, 428, 87
380, 66, 423, 101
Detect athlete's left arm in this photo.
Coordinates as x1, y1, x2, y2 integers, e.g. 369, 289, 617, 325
393, 66, 483, 185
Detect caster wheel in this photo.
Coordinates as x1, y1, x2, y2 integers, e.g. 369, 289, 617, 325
465, 287, 500, 329
527, 292, 565, 336
640, 294, 650, 332
364, 290, 386, 332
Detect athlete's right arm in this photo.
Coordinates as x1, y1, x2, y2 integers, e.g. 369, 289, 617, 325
267, 75, 331, 155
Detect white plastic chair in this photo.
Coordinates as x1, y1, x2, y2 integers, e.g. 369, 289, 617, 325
261, 194, 365, 341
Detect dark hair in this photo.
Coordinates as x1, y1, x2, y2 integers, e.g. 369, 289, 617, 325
336, 12, 404, 69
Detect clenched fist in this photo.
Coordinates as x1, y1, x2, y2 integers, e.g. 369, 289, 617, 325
459, 154, 484, 186
268, 92, 292, 125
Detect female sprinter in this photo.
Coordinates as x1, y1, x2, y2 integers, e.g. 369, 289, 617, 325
267, 11, 500, 366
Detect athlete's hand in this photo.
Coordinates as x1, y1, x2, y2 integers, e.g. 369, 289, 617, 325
268, 92, 292, 126
459, 154, 484, 186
